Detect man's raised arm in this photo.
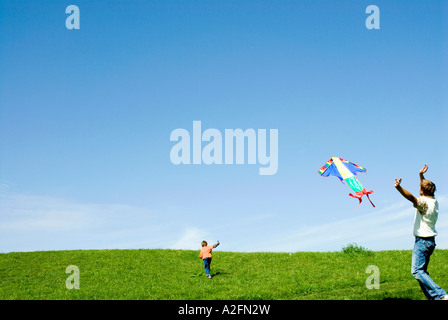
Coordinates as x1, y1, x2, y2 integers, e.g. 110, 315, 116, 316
420, 164, 428, 181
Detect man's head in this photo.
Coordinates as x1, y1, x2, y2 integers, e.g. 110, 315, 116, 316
420, 179, 436, 197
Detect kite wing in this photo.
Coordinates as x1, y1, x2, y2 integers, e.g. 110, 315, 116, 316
317, 157, 375, 208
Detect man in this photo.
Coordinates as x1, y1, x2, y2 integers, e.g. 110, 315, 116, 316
394, 164, 447, 300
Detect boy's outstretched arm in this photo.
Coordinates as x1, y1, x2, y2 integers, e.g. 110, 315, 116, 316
394, 178, 417, 206
213, 241, 220, 248
419, 164, 428, 181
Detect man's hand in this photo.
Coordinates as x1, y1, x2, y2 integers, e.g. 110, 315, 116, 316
420, 164, 428, 180
420, 164, 428, 174
394, 178, 402, 188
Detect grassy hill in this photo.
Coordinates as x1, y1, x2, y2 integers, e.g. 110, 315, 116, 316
1, 248, 447, 300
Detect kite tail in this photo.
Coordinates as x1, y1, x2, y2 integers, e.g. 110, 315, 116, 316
349, 189, 375, 209
366, 193, 375, 208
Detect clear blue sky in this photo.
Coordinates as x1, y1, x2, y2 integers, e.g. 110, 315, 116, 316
1, 0, 447, 253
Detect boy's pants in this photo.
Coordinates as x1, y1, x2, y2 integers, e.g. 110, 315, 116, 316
411, 236, 447, 300
203, 257, 212, 275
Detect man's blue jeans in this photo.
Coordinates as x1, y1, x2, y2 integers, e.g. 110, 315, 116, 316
411, 236, 447, 300
203, 258, 212, 276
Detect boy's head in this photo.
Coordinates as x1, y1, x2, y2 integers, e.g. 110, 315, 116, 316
201, 241, 207, 247
420, 179, 436, 197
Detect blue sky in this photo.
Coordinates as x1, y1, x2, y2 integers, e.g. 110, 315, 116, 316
1, 0, 447, 253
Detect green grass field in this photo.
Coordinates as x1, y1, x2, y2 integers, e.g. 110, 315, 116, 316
1, 248, 447, 300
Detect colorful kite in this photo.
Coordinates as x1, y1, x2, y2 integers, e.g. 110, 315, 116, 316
317, 157, 375, 208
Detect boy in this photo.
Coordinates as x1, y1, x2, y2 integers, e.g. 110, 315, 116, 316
199, 240, 220, 279
394, 164, 447, 300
